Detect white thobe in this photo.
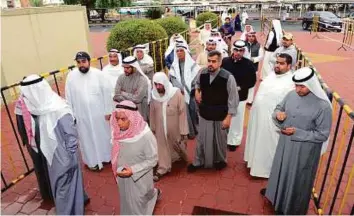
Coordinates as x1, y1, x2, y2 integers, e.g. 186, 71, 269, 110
198, 29, 211, 45
244, 71, 294, 178
102, 64, 124, 112
65, 67, 112, 169
261, 31, 276, 80
227, 100, 247, 146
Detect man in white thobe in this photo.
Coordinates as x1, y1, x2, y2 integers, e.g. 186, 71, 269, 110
65, 51, 112, 171
165, 34, 187, 69
102, 49, 124, 112
261, 19, 283, 80
241, 11, 249, 29
198, 20, 212, 46
240, 25, 254, 41
134, 44, 155, 80
244, 53, 295, 178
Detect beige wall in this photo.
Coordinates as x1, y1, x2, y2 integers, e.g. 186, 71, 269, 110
1, 5, 91, 88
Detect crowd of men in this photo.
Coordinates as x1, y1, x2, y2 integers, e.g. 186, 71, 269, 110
14, 16, 332, 215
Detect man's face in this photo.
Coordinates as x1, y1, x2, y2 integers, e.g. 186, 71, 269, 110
136, 50, 144, 60
76, 59, 90, 74
109, 53, 119, 66
247, 34, 256, 43
207, 55, 221, 73
282, 38, 293, 48
206, 43, 216, 52
176, 48, 185, 60
116, 111, 130, 131
295, 84, 310, 96
225, 18, 230, 24
233, 49, 245, 60
274, 56, 291, 74
245, 26, 251, 32
154, 83, 165, 94
205, 24, 211, 30
123, 66, 134, 76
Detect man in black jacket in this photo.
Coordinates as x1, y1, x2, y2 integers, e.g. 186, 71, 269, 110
221, 40, 257, 151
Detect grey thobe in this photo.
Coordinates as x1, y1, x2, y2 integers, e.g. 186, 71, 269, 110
138, 61, 155, 80
114, 71, 149, 121
116, 128, 158, 215
49, 113, 88, 215
193, 68, 239, 168
266, 91, 332, 215
170, 60, 199, 138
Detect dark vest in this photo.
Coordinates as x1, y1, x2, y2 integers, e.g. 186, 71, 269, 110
265, 29, 279, 52
247, 42, 261, 69
199, 70, 229, 121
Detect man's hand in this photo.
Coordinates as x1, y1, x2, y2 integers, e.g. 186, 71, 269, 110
281, 127, 295, 136
237, 86, 241, 91
222, 114, 232, 129
276, 112, 287, 122
105, 115, 111, 121
116, 166, 133, 178
195, 89, 202, 104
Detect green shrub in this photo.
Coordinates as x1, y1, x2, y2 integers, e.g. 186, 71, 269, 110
196, 12, 218, 28
155, 16, 188, 37
107, 19, 168, 51
146, 7, 164, 19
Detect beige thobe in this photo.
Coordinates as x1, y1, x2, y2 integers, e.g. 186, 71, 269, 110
149, 90, 189, 175
196, 51, 208, 69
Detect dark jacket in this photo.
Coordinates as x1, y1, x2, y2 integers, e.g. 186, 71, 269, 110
221, 57, 256, 101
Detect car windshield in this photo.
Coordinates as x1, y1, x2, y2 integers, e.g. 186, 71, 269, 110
320, 11, 338, 18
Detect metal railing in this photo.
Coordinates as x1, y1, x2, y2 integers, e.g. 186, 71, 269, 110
262, 16, 354, 215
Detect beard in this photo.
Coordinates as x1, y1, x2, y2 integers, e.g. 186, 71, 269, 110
157, 89, 165, 94
79, 66, 89, 74
208, 66, 216, 72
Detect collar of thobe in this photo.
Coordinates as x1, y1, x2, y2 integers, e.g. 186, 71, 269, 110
275, 70, 293, 78
20, 74, 73, 165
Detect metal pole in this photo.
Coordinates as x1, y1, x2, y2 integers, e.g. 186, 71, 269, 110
299, 4, 302, 18
344, 4, 347, 18
260, 3, 263, 20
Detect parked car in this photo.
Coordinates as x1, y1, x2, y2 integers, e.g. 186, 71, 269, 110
302, 11, 342, 32
347, 11, 354, 19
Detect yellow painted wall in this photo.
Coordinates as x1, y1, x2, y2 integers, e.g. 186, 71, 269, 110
1, 5, 91, 88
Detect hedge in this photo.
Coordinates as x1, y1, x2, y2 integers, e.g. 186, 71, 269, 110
196, 12, 218, 28
106, 19, 168, 51
155, 16, 188, 38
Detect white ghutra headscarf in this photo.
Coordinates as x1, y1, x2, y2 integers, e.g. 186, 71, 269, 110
292, 67, 332, 155
20, 75, 73, 165
133, 44, 154, 66
151, 72, 179, 137
169, 44, 200, 104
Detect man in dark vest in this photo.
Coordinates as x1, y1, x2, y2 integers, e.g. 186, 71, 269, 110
261, 19, 283, 80
187, 50, 239, 172
221, 40, 257, 151
246, 31, 264, 104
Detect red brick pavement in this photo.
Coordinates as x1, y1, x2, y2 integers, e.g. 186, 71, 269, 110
1, 31, 353, 215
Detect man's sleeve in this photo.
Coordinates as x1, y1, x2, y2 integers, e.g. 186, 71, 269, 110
227, 75, 239, 115
113, 76, 126, 102
291, 106, 332, 143
120, 78, 148, 104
